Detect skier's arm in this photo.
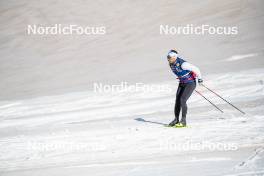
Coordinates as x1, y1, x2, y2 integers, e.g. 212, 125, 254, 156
181, 62, 202, 79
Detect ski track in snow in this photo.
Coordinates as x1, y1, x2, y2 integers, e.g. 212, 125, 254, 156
0, 68, 264, 176
223, 53, 259, 62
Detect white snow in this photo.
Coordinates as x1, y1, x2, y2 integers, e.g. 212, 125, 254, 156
0, 0, 264, 175
0, 68, 264, 176
224, 53, 259, 62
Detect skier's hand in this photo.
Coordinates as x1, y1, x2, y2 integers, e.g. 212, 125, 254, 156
198, 78, 203, 85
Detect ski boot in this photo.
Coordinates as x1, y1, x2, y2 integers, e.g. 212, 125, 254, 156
176, 118, 187, 127
168, 118, 179, 126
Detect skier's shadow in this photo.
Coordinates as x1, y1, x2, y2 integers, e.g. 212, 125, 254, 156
134, 117, 167, 126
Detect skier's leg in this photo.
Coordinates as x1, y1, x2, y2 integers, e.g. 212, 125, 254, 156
179, 82, 196, 125
174, 85, 183, 120
169, 84, 184, 126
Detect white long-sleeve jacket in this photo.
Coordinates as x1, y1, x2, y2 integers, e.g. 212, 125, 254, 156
181, 62, 202, 79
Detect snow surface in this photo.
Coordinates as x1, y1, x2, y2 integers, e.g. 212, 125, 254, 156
0, 68, 264, 176
0, 0, 264, 175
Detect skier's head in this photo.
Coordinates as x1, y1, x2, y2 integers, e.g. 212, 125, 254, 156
167, 49, 178, 64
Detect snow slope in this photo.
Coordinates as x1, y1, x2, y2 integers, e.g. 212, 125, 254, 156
0, 68, 264, 176
0, 0, 264, 100
0, 0, 264, 175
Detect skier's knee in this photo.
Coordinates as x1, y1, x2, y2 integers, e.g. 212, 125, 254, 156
180, 98, 187, 106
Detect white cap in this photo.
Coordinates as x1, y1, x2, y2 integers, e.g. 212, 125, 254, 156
167, 51, 178, 58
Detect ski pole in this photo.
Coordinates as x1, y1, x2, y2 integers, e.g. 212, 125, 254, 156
195, 90, 224, 113
201, 84, 245, 114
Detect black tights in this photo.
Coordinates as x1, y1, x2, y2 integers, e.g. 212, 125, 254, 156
174, 82, 196, 123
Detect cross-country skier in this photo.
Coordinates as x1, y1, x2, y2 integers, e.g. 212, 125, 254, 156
167, 49, 203, 127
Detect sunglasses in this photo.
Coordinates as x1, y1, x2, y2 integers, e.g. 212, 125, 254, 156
167, 55, 175, 60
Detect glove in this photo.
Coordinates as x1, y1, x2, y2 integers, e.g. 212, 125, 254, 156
198, 78, 203, 85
